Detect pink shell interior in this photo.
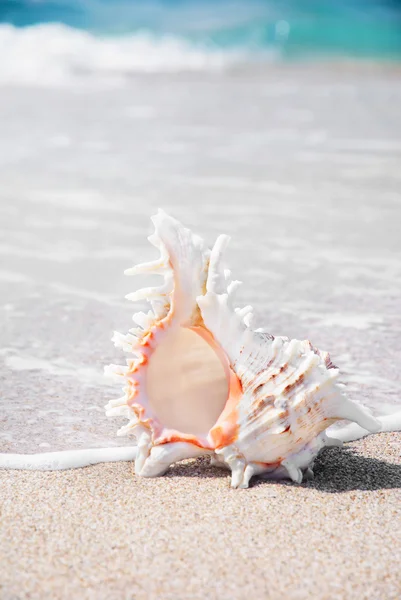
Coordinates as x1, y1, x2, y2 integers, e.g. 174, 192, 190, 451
146, 326, 229, 436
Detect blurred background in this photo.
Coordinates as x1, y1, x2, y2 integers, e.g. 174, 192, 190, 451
1, 0, 401, 71
0, 1, 401, 453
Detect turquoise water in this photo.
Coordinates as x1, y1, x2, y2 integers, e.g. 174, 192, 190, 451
1, 0, 401, 60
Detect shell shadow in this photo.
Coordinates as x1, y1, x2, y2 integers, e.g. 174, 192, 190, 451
303, 447, 401, 493
166, 449, 401, 492
166, 456, 230, 480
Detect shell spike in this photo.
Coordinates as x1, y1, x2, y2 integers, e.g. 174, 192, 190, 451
255, 327, 272, 334
229, 459, 247, 488
124, 259, 168, 276
227, 279, 242, 298
281, 459, 303, 484
240, 464, 257, 489
105, 396, 127, 411
207, 234, 231, 294
243, 311, 254, 328
141, 443, 208, 478
125, 281, 171, 303
154, 207, 168, 220
132, 311, 155, 329
331, 398, 381, 433
321, 432, 343, 448
111, 331, 142, 355
215, 446, 247, 488
235, 305, 254, 324
134, 429, 153, 475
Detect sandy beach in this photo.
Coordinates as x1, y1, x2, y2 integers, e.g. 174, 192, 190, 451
1, 433, 400, 599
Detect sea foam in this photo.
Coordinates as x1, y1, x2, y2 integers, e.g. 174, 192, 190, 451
0, 23, 247, 86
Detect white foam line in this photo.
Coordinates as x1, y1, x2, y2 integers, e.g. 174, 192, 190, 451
1, 414, 400, 472
327, 411, 401, 444
0, 447, 138, 471
0, 23, 241, 87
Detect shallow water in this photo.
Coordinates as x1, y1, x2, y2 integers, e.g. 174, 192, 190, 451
0, 65, 401, 453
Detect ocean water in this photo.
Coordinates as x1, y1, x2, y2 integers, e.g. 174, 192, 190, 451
0, 0, 401, 85
0, 1, 400, 459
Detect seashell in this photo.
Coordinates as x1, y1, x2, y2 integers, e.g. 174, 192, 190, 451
105, 210, 380, 488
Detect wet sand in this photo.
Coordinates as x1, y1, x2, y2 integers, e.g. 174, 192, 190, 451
1, 433, 400, 600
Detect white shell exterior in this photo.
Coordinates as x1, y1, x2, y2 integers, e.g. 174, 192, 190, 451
105, 210, 380, 488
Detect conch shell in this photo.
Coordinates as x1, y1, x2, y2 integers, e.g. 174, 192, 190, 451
105, 210, 380, 488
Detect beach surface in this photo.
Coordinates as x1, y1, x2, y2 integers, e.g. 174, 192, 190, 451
1, 63, 401, 598
1, 434, 401, 599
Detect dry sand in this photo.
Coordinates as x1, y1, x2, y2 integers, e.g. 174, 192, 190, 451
1, 433, 400, 600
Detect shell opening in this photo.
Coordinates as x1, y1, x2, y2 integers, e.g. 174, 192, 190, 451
146, 326, 230, 436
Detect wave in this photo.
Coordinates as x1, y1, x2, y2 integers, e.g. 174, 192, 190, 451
2, 1, 401, 58
0, 23, 257, 85
2, 0, 401, 88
